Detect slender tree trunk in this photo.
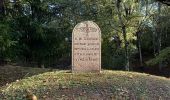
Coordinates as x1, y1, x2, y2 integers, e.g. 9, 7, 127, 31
137, 31, 143, 67
123, 26, 130, 71
157, 2, 162, 71
152, 30, 156, 57
137, 0, 144, 68
116, 0, 129, 71
145, 0, 148, 16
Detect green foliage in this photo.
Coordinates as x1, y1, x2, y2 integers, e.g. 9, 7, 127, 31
0, 21, 15, 62
0, 0, 170, 70
146, 47, 170, 66
102, 38, 126, 69
140, 26, 154, 52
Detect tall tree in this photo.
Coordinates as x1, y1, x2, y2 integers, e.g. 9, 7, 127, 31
116, 0, 130, 71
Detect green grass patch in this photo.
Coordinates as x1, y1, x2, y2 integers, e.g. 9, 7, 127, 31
0, 69, 170, 100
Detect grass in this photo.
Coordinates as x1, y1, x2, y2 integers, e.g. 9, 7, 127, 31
0, 65, 53, 86
0, 66, 170, 100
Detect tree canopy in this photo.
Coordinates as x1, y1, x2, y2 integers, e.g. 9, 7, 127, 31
0, 0, 170, 73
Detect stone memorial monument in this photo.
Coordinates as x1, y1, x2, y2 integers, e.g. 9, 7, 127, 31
72, 21, 101, 72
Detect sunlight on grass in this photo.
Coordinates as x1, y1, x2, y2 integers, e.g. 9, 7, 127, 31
0, 70, 170, 100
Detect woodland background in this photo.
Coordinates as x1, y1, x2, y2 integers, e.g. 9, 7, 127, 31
0, 0, 170, 77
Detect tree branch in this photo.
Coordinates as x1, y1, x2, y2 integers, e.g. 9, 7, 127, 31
157, 0, 170, 6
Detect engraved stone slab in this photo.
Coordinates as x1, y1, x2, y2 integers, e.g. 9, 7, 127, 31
72, 21, 101, 72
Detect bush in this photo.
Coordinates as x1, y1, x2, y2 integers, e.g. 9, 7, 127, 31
146, 47, 170, 66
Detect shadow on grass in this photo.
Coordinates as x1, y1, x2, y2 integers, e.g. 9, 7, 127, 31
0, 65, 56, 87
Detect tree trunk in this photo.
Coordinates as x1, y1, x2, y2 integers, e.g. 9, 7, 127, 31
116, 0, 129, 71
152, 30, 156, 57
122, 25, 129, 71
145, 0, 148, 16
137, 31, 143, 67
157, 2, 162, 71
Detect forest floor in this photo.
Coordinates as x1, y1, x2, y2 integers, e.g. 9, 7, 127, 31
0, 65, 170, 100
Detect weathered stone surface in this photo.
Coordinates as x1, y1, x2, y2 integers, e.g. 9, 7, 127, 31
72, 21, 101, 72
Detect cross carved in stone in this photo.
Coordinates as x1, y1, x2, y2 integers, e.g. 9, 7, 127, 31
85, 23, 89, 36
